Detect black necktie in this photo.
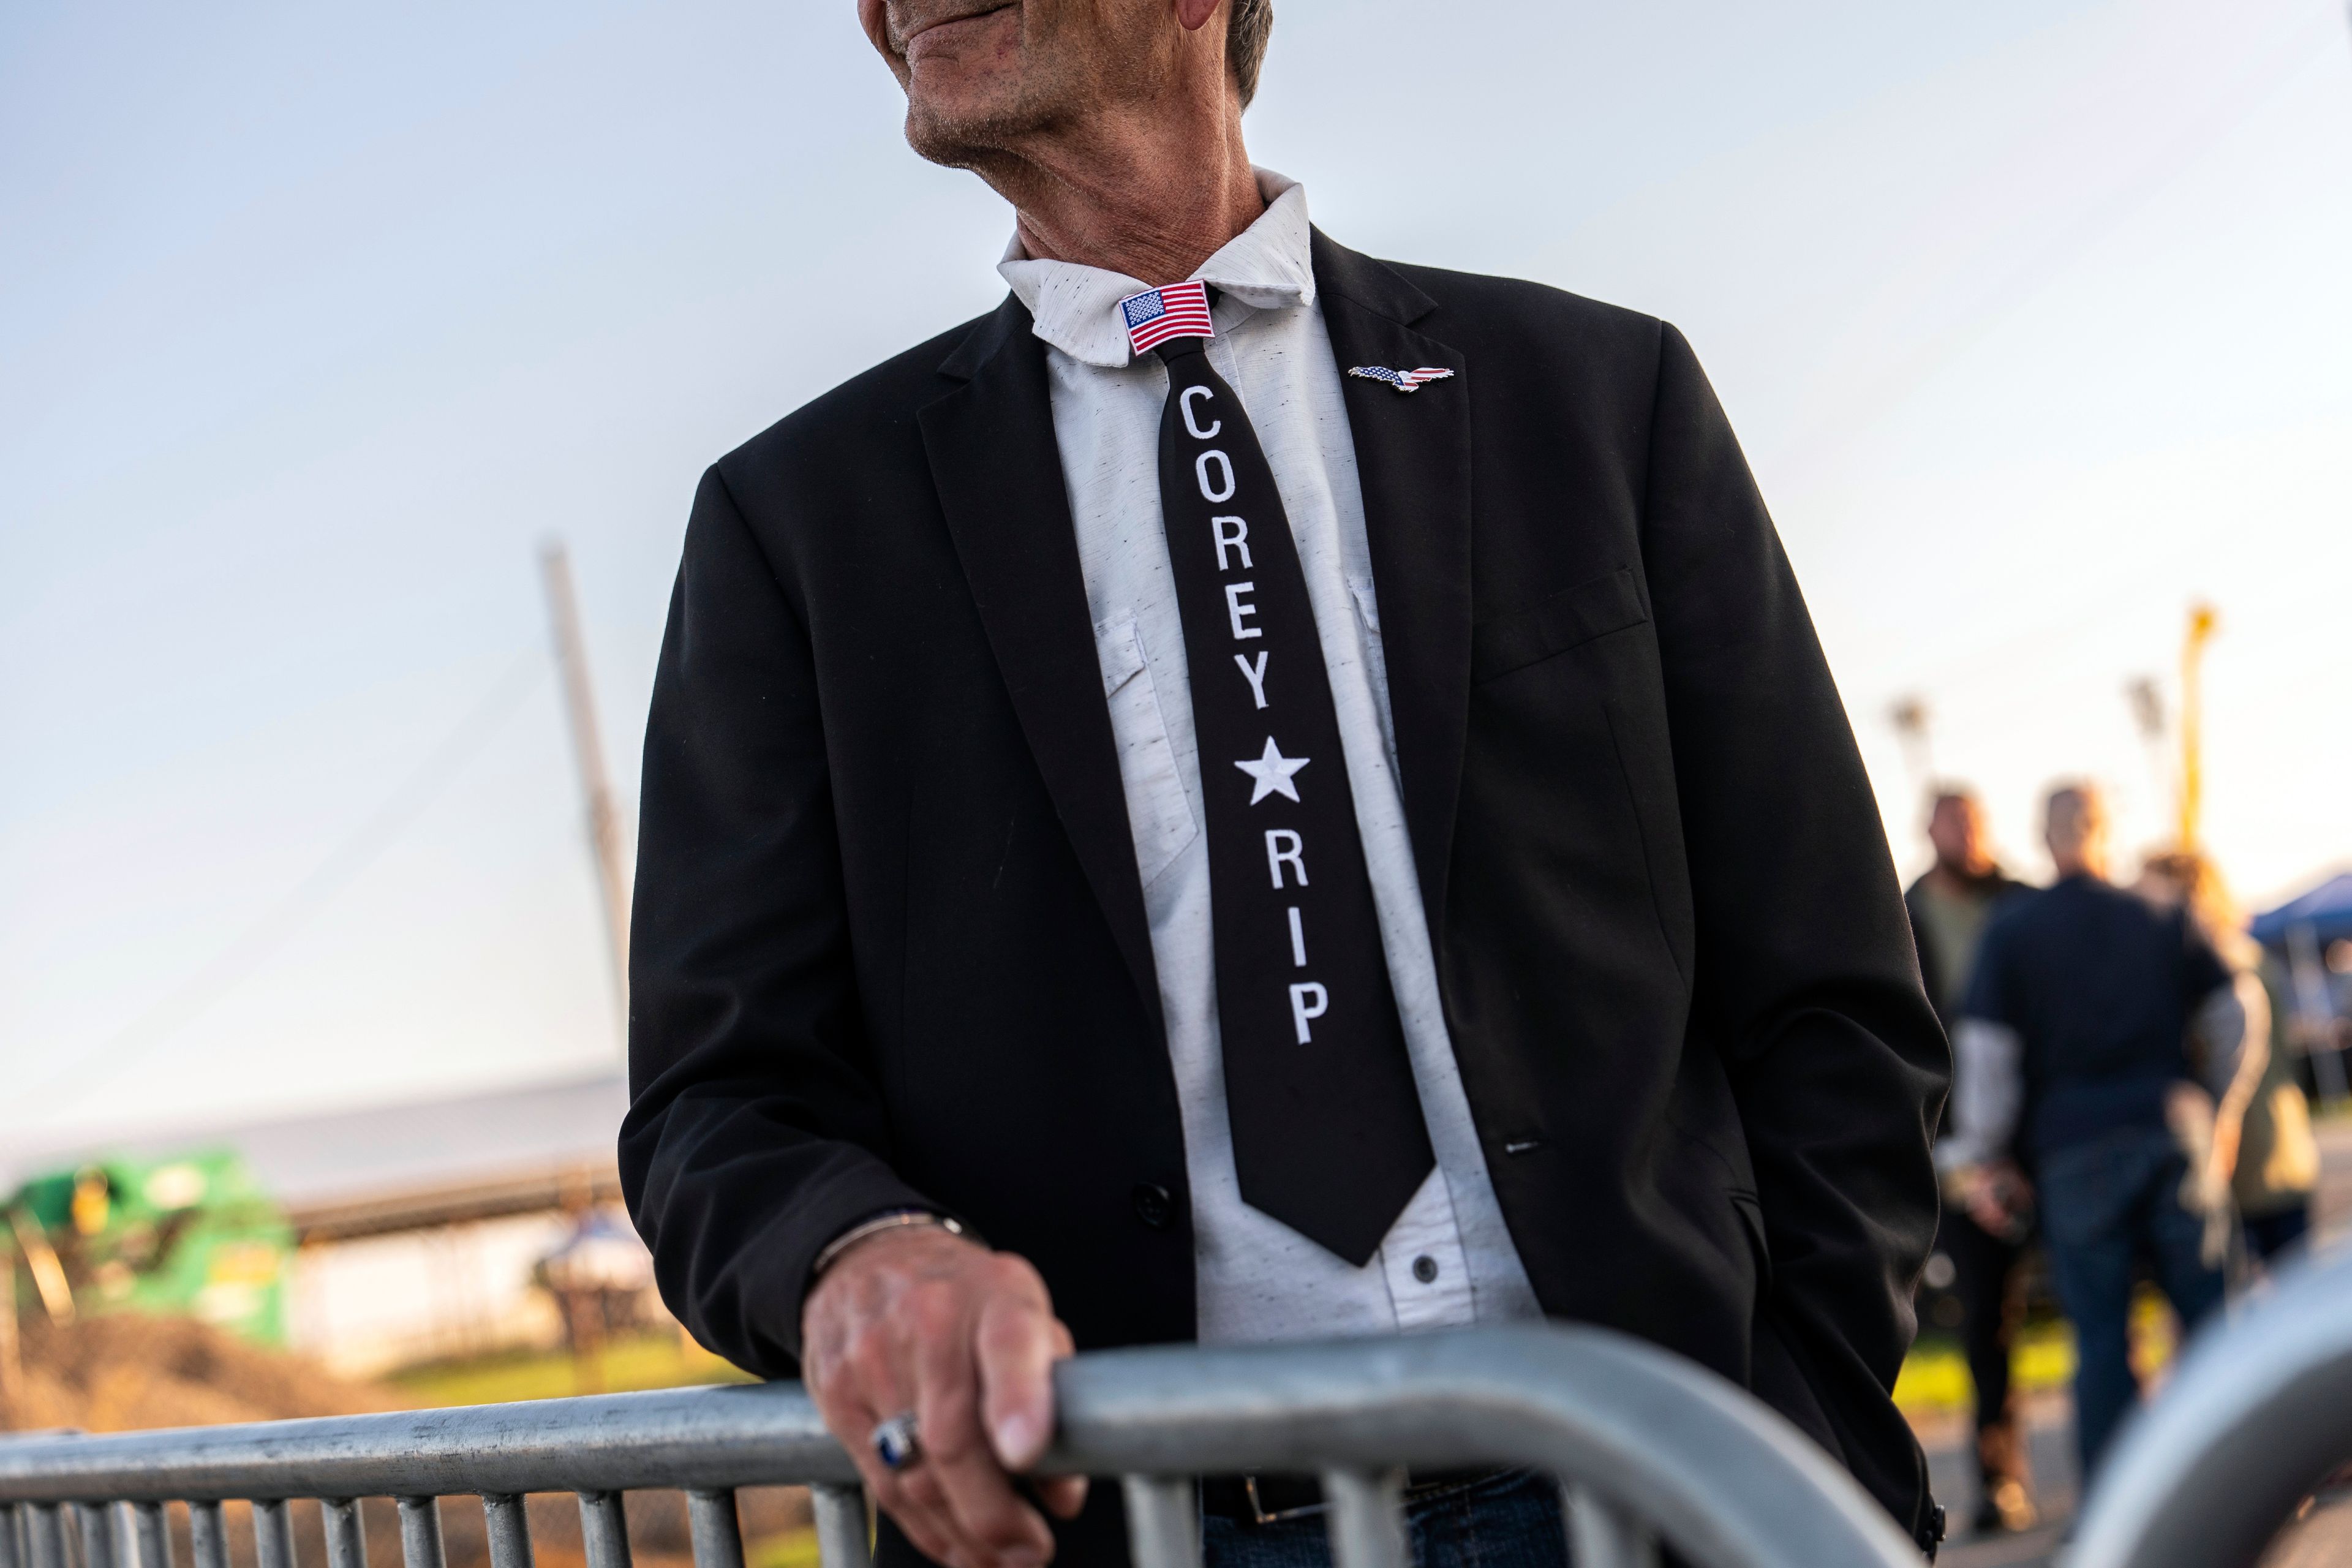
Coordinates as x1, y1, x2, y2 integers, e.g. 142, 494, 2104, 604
1152, 334, 1434, 1265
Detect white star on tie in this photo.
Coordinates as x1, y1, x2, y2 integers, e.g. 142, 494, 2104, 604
1234, 736, 1310, 805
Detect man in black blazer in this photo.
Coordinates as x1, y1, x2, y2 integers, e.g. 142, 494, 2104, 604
622, 3, 1949, 1567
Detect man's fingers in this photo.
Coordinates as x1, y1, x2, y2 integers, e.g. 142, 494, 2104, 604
799, 1234, 1070, 1568
912, 1300, 1055, 1566
1035, 1475, 1089, 1521
880, 1491, 965, 1568
859, 1450, 972, 1568
974, 1275, 1085, 1525
816, 1350, 973, 1567
976, 1292, 1067, 1470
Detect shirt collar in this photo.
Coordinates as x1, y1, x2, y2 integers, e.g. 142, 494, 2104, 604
997, 168, 1316, 369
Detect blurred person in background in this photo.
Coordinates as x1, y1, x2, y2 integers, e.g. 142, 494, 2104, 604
1942, 783, 2256, 1482
1907, 790, 2038, 1534
2138, 851, 2315, 1269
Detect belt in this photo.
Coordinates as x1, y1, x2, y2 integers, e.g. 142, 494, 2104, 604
1197, 1469, 1503, 1525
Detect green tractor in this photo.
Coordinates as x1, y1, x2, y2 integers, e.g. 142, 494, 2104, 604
7, 1149, 293, 1346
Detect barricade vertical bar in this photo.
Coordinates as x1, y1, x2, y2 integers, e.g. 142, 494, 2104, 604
131, 1504, 170, 1568
185, 1504, 226, 1568
685, 1492, 745, 1568
106, 1506, 138, 1568
76, 1502, 117, 1568
321, 1502, 366, 1568
481, 1497, 532, 1568
252, 1501, 296, 1568
1118, 1477, 1199, 1568
395, 1501, 443, 1568
1, 1504, 21, 1568
1319, 1470, 1405, 1568
575, 1495, 630, 1568
1564, 1485, 1658, 1568
25, 1507, 64, 1568
805, 1487, 865, 1568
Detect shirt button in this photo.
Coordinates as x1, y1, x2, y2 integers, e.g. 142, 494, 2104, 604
1132, 1183, 1175, 1230
1412, 1255, 1439, 1284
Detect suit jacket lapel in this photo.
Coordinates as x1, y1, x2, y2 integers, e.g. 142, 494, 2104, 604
1311, 230, 1474, 948
919, 299, 1166, 1046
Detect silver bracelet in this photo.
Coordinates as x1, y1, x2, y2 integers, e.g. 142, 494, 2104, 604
810, 1208, 967, 1280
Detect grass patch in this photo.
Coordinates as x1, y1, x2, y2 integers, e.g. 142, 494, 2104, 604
388, 1330, 758, 1406
748, 1530, 824, 1568
1896, 1289, 2187, 1415
1896, 1325, 2075, 1415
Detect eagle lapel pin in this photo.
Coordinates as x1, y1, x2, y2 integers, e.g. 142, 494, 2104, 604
1348, 365, 1455, 393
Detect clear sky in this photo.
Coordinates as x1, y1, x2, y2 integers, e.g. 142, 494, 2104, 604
5, 0, 2349, 1147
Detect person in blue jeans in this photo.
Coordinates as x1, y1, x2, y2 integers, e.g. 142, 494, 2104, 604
1939, 783, 2258, 1481
1202, 1471, 1564, 1568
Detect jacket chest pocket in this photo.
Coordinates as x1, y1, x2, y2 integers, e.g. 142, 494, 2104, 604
1470, 565, 1648, 684
1095, 617, 1198, 889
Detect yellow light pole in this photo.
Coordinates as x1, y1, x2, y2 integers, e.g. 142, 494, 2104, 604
2177, 602, 2218, 850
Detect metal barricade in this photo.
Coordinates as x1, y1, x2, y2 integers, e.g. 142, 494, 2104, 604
2069, 1242, 2352, 1568
0, 1324, 1920, 1568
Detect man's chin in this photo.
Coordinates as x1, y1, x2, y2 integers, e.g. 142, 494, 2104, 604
902, 88, 1042, 167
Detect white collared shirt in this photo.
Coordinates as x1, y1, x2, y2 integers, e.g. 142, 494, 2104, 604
998, 170, 1541, 1343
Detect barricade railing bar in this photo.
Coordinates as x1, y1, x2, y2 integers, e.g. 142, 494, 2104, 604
0, 1324, 1921, 1568
2068, 1242, 2352, 1568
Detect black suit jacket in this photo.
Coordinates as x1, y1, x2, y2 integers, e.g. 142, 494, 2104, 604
622, 232, 1950, 1554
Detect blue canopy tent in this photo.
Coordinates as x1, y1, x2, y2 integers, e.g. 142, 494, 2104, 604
2251, 872, 2352, 950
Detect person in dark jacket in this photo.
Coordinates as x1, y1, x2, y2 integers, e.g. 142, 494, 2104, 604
1905, 789, 2037, 1534
1947, 784, 2250, 1480
621, 4, 1951, 1566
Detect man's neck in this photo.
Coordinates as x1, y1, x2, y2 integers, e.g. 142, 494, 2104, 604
987, 105, 1263, 284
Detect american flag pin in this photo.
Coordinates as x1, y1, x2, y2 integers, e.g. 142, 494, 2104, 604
1349, 365, 1455, 393
1117, 281, 1216, 356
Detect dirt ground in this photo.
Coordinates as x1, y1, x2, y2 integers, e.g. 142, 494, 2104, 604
4, 1313, 406, 1433
1, 1313, 809, 1568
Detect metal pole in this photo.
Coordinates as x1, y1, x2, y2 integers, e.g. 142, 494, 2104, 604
575, 1494, 629, 1568
394, 1501, 443, 1568
1567, 1484, 1660, 1568
538, 540, 631, 1033
129, 1506, 169, 1568
1320, 1468, 1406, 1568
684, 1491, 745, 1568
1118, 1478, 1197, 1568
804, 1487, 864, 1568
320, 1502, 365, 1568
75, 1502, 116, 1568
252, 1501, 295, 1568
184, 1506, 225, 1568
23, 1507, 62, 1568
2177, 602, 2217, 849
481, 1496, 532, 1568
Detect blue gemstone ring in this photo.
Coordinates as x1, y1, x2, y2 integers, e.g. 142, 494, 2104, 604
872, 1411, 922, 1471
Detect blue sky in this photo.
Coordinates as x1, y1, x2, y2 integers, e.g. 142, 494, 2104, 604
4, 0, 2349, 1144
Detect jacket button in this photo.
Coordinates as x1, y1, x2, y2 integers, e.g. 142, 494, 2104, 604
1131, 1183, 1174, 1230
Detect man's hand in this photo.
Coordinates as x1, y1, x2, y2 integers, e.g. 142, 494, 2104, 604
1948, 1159, 2033, 1242
801, 1225, 1085, 1568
